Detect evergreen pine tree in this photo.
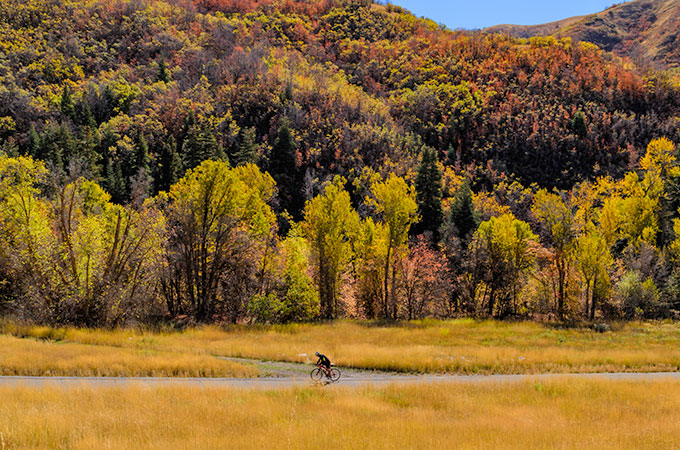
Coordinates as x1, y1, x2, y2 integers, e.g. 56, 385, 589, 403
158, 136, 183, 192
572, 111, 587, 138
281, 81, 293, 103
60, 86, 75, 120
233, 127, 258, 166
76, 99, 97, 128
105, 158, 126, 203
99, 85, 116, 123
113, 161, 125, 201
446, 143, 458, 167
450, 178, 477, 245
27, 125, 40, 157
182, 120, 220, 169
77, 126, 101, 177
104, 157, 113, 188
177, 110, 196, 161
56, 123, 76, 162
136, 133, 151, 174
269, 120, 302, 219
157, 56, 170, 83
51, 142, 64, 172
414, 146, 444, 242
179, 110, 197, 147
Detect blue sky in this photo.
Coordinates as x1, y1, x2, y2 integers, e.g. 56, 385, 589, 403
387, 0, 617, 29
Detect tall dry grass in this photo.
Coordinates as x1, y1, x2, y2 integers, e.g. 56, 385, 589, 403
2, 319, 680, 375
0, 335, 257, 377
0, 379, 679, 449
194, 320, 680, 373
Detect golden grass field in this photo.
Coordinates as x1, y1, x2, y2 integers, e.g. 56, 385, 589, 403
2, 319, 680, 376
0, 379, 678, 449
0, 333, 258, 378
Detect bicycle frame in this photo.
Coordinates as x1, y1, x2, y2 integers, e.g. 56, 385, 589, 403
315, 363, 332, 377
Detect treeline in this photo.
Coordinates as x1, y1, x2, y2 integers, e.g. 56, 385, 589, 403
1, 137, 680, 326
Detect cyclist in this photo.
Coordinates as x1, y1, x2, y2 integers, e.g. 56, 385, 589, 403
315, 351, 331, 378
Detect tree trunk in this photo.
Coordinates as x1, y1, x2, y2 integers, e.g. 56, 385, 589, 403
390, 265, 398, 320
488, 287, 495, 317
318, 246, 330, 319
557, 256, 565, 320
590, 274, 598, 321
584, 279, 590, 320
383, 244, 392, 319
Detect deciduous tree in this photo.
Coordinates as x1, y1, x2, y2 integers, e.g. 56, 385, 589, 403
470, 213, 537, 317
532, 189, 575, 319
367, 174, 418, 319
161, 160, 276, 322
301, 176, 360, 319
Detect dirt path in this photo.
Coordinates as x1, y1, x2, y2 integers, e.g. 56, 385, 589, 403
215, 356, 390, 379
0, 372, 679, 388
0, 357, 679, 388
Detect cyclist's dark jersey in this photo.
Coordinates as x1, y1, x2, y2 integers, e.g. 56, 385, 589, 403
316, 354, 331, 369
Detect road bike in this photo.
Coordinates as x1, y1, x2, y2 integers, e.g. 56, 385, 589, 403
310, 363, 341, 382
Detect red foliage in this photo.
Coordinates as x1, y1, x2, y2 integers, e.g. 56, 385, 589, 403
191, 0, 335, 16
398, 237, 451, 320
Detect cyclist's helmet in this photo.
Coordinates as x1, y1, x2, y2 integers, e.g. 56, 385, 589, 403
315, 351, 320, 356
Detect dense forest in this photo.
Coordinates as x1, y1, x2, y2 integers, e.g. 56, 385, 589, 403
0, 0, 679, 326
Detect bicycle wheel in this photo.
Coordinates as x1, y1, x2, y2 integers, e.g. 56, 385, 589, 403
310, 367, 324, 381
329, 367, 341, 382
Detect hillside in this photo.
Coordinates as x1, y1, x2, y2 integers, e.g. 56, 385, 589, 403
486, 0, 680, 69
1, 0, 680, 328
0, 0, 678, 213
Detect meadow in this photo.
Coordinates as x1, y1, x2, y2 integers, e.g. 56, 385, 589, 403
1, 320, 680, 376
0, 379, 678, 449
0, 328, 257, 378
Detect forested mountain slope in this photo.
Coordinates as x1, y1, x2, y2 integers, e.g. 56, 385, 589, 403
1, 0, 680, 326
0, 0, 678, 218
487, 0, 680, 69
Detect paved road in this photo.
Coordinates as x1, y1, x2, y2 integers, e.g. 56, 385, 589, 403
1, 372, 679, 389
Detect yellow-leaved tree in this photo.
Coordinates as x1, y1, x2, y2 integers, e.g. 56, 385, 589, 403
355, 216, 389, 319
469, 213, 537, 317
531, 189, 575, 319
302, 176, 360, 319
0, 155, 166, 326
51, 178, 166, 325
0, 156, 52, 316
366, 174, 418, 320
600, 138, 678, 249
161, 160, 277, 323
575, 228, 612, 319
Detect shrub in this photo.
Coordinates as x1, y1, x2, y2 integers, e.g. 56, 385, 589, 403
247, 294, 282, 324
280, 267, 319, 322
615, 272, 661, 319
